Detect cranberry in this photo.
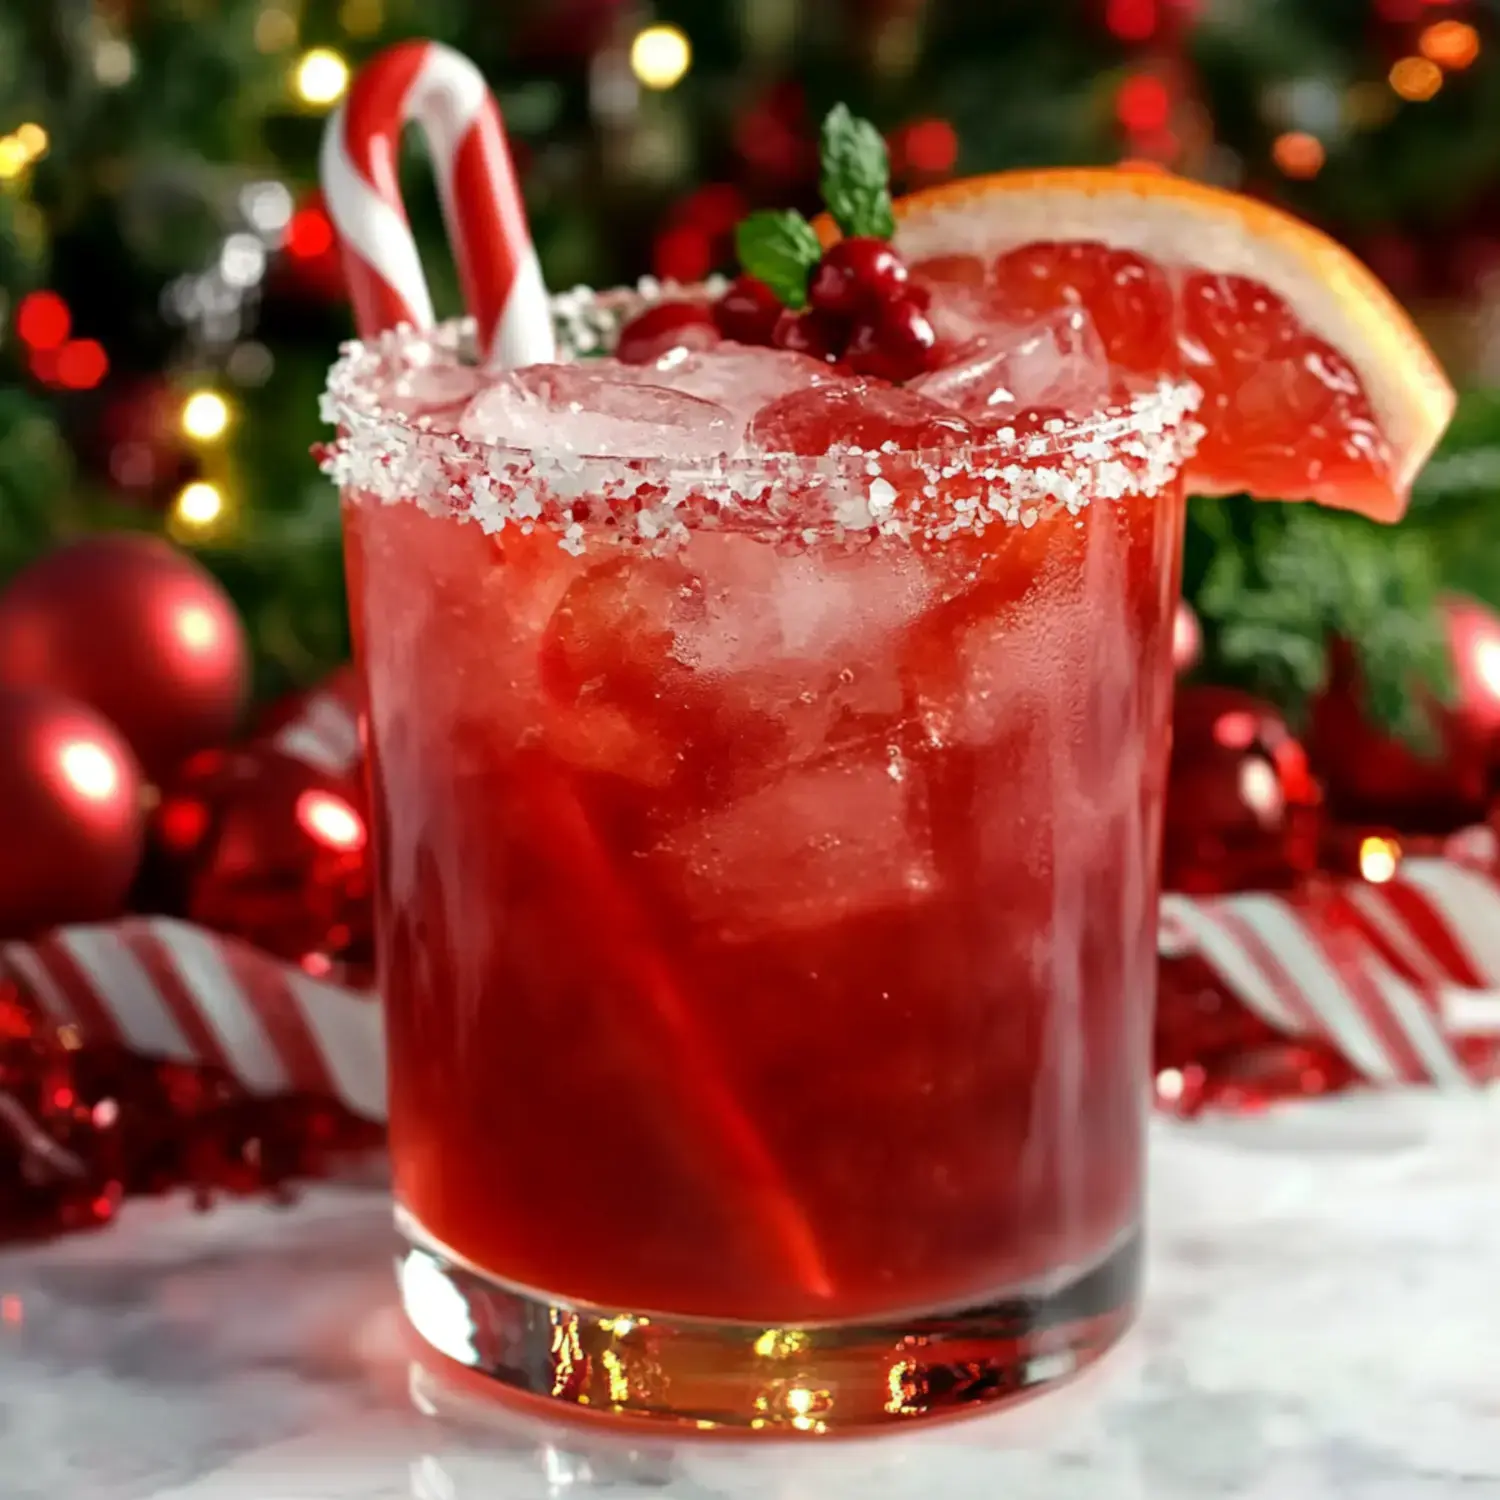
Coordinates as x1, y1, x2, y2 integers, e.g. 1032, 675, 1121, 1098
808, 237, 910, 317
615, 301, 720, 365
772, 306, 848, 364
713, 275, 782, 345
845, 296, 940, 382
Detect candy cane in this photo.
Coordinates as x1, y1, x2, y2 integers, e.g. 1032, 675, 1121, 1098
3, 917, 386, 1122
319, 39, 554, 368
1158, 861, 1500, 1089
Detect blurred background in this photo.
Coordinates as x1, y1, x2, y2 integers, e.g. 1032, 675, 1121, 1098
4, 0, 1500, 748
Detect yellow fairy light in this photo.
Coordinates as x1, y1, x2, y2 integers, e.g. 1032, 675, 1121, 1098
174, 481, 225, 529
1389, 55, 1443, 103
14, 123, 47, 161
1359, 835, 1401, 885
294, 47, 351, 107
181, 390, 231, 442
630, 24, 692, 90
1421, 20, 1480, 72
0, 137, 28, 180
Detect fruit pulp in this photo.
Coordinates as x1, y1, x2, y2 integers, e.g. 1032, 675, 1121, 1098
345, 447, 1184, 1326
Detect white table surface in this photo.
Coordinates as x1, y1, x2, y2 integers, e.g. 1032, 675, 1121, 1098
3, 1092, 1499, 1500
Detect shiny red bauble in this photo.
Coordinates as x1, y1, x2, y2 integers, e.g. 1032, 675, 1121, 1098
151, 743, 372, 984
0, 686, 145, 937
0, 535, 250, 781
1162, 685, 1323, 894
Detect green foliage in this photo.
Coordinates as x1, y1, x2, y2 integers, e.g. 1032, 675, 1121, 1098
0, 390, 72, 576
1188, 495, 1452, 748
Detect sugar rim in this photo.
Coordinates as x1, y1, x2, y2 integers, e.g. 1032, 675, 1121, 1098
320, 283, 1204, 551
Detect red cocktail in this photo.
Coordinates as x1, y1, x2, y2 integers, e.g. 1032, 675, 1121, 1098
326, 301, 1198, 1426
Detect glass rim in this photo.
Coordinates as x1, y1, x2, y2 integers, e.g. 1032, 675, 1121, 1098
321, 299, 1204, 550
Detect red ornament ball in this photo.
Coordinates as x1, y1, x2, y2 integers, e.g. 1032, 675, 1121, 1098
0, 686, 145, 937
151, 741, 373, 983
1162, 685, 1323, 894
0, 534, 250, 780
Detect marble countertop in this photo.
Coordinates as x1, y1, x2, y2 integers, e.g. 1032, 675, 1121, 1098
3, 1092, 1499, 1500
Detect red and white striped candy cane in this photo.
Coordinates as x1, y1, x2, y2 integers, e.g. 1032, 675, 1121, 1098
3, 918, 386, 1121
1159, 857, 1500, 1091
319, 39, 554, 367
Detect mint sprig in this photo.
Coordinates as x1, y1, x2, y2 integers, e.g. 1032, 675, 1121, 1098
734, 210, 822, 310
733, 103, 896, 307
820, 103, 895, 241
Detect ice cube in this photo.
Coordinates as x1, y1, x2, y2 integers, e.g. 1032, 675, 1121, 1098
460, 362, 735, 459
748, 379, 974, 457
911, 307, 1111, 420
912, 273, 1008, 351
386, 361, 487, 431
645, 343, 835, 438
653, 753, 939, 942
673, 534, 932, 675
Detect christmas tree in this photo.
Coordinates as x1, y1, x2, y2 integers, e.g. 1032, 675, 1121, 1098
3, 0, 1499, 731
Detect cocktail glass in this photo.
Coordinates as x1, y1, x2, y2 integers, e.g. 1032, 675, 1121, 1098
324, 314, 1199, 1430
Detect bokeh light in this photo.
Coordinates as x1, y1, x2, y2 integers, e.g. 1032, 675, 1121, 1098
181, 390, 231, 442
1272, 131, 1326, 179
174, 481, 225, 530
294, 47, 350, 106
630, 25, 692, 91
1420, 20, 1480, 71
1389, 56, 1443, 102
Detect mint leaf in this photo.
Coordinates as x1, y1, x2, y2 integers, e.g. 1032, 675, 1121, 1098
820, 103, 895, 240
734, 210, 822, 309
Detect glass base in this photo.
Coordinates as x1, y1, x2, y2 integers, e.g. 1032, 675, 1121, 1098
396, 1217, 1141, 1432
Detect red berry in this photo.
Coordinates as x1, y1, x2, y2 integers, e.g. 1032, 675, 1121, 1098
808, 237, 910, 317
772, 306, 848, 364
845, 296, 939, 382
713, 276, 782, 346
616, 301, 721, 365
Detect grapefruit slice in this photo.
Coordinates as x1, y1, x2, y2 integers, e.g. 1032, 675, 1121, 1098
875, 169, 1454, 522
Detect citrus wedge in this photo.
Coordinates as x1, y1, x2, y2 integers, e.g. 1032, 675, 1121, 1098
873, 169, 1453, 522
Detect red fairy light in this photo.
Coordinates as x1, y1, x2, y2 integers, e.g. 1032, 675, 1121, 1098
902, 119, 959, 176
287, 205, 335, 259
55, 339, 109, 390
1116, 75, 1172, 134
16, 291, 71, 351
1106, 0, 1158, 41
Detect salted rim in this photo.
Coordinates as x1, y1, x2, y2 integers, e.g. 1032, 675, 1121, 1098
320, 284, 1203, 552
